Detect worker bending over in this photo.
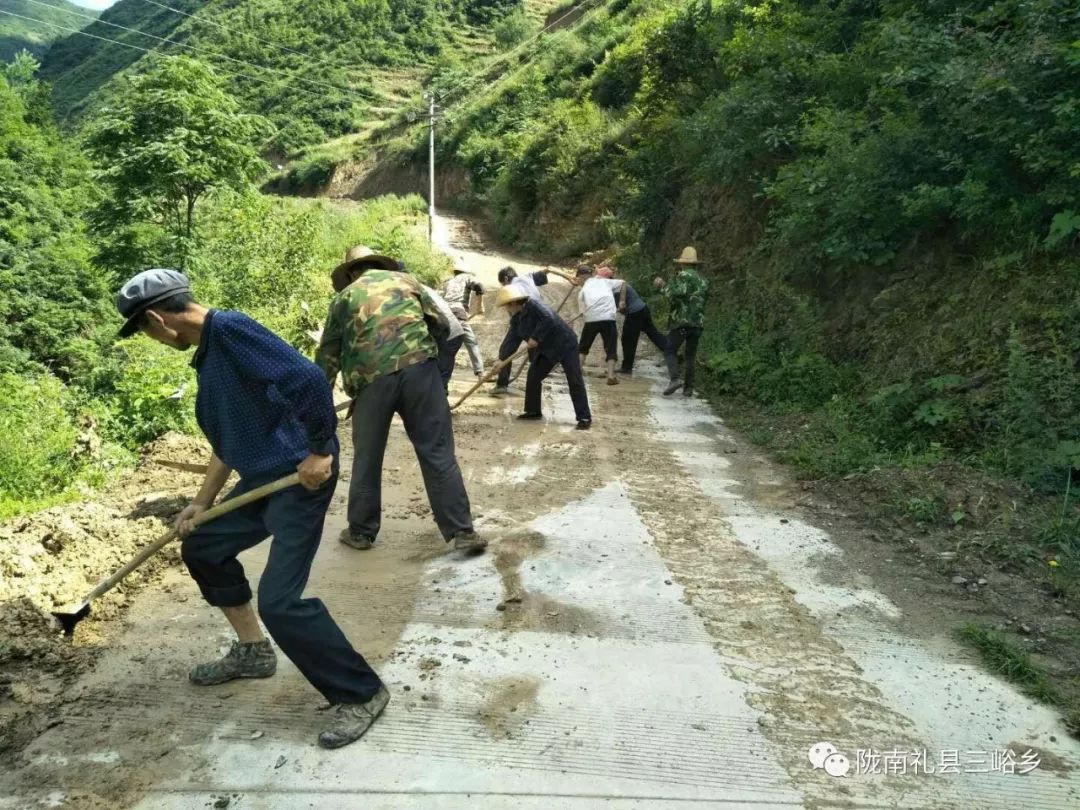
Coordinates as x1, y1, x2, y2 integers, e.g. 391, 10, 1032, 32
496, 286, 592, 430
115, 268, 389, 749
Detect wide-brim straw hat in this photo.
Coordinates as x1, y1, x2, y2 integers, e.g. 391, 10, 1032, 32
496, 286, 529, 308
674, 246, 700, 265
331, 245, 400, 291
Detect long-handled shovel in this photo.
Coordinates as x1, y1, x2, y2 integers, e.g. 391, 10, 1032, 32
52, 471, 303, 636
450, 345, 531, 412
509, 311, 585, 385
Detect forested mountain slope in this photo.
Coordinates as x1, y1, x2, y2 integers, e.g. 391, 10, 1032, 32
0, 0, 96, 61
348, 0, 1080, 625
39, 0, 530, 153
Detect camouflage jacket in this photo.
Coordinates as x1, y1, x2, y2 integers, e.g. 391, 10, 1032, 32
665, 268, 710, 328
315, 270, 446, 395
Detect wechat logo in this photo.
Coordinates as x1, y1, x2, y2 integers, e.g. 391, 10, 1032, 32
809, 742, 851, 777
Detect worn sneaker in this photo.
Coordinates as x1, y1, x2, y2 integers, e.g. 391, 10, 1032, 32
663, 380, 683, 396
606, 376, 620, 386
683, 387, 694, 398
339, 528, 374, 550
452, 530, 488, 553
490, 385, 510, 396
576, 420, 592, 431
318, 686, 391, 750
189, 640, 276, 686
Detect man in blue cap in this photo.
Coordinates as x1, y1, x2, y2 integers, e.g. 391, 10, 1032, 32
115, 268, 388, 749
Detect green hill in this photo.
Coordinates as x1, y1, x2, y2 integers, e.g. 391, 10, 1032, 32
0, 0, 98, 61
395, 0, 1080, 510
39, 0, 530, 154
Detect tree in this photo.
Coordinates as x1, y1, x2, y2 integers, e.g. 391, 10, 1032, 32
85, 56, 267, 255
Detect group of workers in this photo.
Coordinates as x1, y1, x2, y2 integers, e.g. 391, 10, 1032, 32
484, 246, 711, 429
109, 239, 709, 751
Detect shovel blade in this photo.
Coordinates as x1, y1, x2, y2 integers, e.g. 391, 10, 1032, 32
52, 602, 90, 636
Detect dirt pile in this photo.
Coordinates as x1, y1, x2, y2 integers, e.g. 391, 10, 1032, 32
0, 432, 210, 757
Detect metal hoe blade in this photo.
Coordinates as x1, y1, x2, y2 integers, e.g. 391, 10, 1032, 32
52, 602, 91, 636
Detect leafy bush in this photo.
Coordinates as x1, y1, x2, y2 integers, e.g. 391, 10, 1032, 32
494, 9, 532, 50
0, 373, 80, 502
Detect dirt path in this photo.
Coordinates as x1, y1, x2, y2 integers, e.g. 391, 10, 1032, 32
2, 215, 1079, 809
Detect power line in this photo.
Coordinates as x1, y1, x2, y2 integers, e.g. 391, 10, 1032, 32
0, 7, 319, 95
355, 0, 609, 154
19, 0, 381, 101
434, 0, 607, 107
132, 0, 362, 77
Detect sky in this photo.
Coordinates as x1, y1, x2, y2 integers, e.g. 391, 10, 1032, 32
71, 1, 119, 9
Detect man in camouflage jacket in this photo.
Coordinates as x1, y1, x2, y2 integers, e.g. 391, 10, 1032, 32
316, 246, 484, 554
655, 246, 710, 398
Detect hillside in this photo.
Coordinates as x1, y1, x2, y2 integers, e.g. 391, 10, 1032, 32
309, 0, 1080, 701
38, 0, 537, 154
0, 0, 97, 61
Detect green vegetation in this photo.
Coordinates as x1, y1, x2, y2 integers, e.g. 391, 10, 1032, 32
0, 0, 96, 61
0, 55, 447, 519
959, 623, 1079, 733
39, 0, 527, 153
86, 56, 268, 254
429, 0, 1080, 576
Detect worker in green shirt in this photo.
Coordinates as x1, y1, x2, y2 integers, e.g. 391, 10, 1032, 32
654, 246, 710, 398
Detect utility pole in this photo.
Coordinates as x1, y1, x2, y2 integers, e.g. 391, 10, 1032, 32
426, 93, 437, 245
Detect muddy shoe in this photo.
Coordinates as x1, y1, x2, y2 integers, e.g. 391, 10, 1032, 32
663, 380, 683, 396
339, 528, 374, 550
318, 686, 391, 749
189, 640, 276, 686
683, 387, 694, 398
606, 376, 620, 386
517, 412, 543, 421
489, 385, 510, 396
452, 530, 488, 553
576, 419, 592, 431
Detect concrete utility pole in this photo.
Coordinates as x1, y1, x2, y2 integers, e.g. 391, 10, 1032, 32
426, 93, 437, 244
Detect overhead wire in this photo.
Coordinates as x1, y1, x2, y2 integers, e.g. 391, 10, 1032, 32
0, 7, 330, 95
18, 0, 382, 101
433, 0, 607, 107
132, 0, 367, 77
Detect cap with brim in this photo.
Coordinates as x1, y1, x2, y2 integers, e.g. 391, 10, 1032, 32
331, 245, 400, 291
116, 268, 191, 338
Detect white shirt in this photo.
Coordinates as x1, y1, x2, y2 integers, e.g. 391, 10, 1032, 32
579, 278, 624, 323
510, 275, 543, 302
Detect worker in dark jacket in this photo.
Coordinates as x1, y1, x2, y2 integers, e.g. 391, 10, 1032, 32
596, 265, 667, 375
495, 286, 591, 430
114, 268, 386, 750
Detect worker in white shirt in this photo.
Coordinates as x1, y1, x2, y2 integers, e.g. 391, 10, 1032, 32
573, 265, 626, 386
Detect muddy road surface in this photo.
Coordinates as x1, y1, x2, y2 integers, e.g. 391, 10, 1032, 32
1, 216, 1078, 809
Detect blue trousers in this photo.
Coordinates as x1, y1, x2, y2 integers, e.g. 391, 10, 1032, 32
181, 464, 383, 705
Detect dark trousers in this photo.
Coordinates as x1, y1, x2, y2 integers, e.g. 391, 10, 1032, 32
436, 334, 464, 391
496, 330, 521, 388
578, 320, 618, 361
525, 349, 591, 422
665, 326, 703, 389
349, 359, 472, 541
181, 467, 383, 705
622, 306, 667, 372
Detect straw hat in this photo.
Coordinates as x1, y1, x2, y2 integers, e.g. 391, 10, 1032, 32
496, 286, 529, 308
674, 246, 700, 265
331, 245, 400, 291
